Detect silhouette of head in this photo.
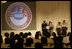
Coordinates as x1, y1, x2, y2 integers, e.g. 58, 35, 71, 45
63, 20, 66, 23
10, 32, 14, 37
58, 22, 61, 25
4, 33, 9, 37
43, 20, 46, 23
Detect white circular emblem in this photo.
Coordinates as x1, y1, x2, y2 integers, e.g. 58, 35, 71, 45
5, 2, 32, 30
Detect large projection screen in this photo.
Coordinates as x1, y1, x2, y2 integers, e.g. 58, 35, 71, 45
2, 1, 36, 30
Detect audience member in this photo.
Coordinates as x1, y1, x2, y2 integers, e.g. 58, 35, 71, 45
24, 33, 28, 38
35, 31, 41, 39
35, 42, 43, 48
15, 34, 24, 48
63, 32, 71, 47
57, 35, 63, 48
15, 34, 19, 40
4, 33, 10, 44
41, 36, 47, 45
52, 32, 59, 48
15, 34, 19, 48
28, 32, 32, 36
45, 31, 50, 38
17, 35, 24, 48
10, 32, 15, 38
52, 32, 56, 38
25, 32, 33, 46
9, 32, 15, 48
19, 32, 24, 38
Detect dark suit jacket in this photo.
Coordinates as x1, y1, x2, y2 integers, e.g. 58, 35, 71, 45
42, 23, 47, 30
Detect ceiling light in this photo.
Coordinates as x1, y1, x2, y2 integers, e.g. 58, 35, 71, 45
1, 1, 7, 3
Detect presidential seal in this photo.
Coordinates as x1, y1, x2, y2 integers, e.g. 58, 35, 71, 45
5, 2, 32, 30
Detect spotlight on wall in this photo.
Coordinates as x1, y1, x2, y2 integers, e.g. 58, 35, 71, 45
1, 1, 7, 3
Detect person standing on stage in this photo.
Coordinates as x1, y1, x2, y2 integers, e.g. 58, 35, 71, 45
49, 21, 54, 35
42, 20, 47, 36
62, 20, 68, 36
42, 20, 47, 30
46, 23, 50, 38
56, 22, 62, 36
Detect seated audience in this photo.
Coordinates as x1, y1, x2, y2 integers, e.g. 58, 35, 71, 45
23, 33, 28, 38
27, 32, 32, 36
4, 33, 10, 44
42, 29, 48, 37
45, 31, 50, 38
15, 33, 24, 48
38, 31, 42, 39
63, 32, 71, 47
52, 32, 56, 38
25, 33, 33, 46
35, 42, 43, 48
10, 32, 15, 38
15, 34, 19, 40
16, 34, 24, 48
53, 33, 63, 48
14, 34, 19, 48
62, 31, 67, 37
9, 32, 15, 48
52, 32, 59, 48
35, 31, 41, 39
41, 36, 47, 45
19, 32, 24, 38
25, 38, 33, 46
57, 34, 63, 48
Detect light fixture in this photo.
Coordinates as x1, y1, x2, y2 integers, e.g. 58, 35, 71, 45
1, 1, 7, 3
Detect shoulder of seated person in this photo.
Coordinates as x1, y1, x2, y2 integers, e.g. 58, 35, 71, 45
27, 36, 32, 38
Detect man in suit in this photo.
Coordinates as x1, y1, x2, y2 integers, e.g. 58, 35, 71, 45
42, 20, 47, 36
